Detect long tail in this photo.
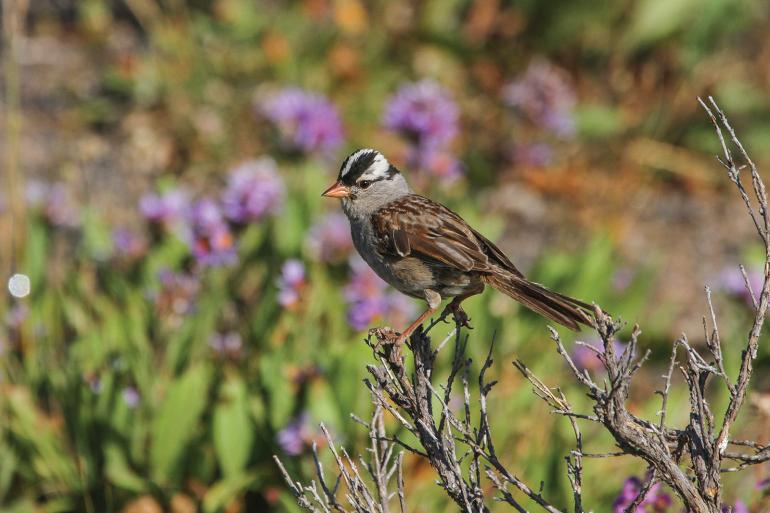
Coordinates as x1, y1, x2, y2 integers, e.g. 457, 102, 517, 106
483, 271, 594, 331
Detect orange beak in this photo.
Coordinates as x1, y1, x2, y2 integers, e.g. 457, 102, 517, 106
321, 180, 351, 198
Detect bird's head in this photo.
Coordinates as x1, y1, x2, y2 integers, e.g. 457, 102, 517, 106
322, 149, 411, 217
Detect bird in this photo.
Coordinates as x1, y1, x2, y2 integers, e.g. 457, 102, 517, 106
322, 148, 593, 344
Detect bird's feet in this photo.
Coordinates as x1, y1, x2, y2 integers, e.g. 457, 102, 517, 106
369, 326, 403, 344
368, 326, 406, 363
440, 303, 473, 329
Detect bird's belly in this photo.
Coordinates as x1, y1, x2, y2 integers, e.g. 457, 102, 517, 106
431, 264, 483, 297
350, 220, 481, 300
362, 252, 481, 300
384, 256, 440, 297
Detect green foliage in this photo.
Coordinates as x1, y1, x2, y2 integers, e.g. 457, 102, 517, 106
213, 374, 254, 478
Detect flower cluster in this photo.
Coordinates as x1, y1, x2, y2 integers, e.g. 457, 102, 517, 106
306, 212, 353, 263
383, 80, 461, 180
185, 198, 238, 268
503, 59, 576, 138
259, 87, 344, 154
222, 158, 285, 223
26, 180, 80, 228
139, 158, 285, 268
277, 260, 306, 309
112, 227, 148, 260
209, 331, 244, 360
139, 187, 190, 232
152, 269, 200, 319
344, 257, 415, 331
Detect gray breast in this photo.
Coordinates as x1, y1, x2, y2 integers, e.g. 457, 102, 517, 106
350, 219, 427, 297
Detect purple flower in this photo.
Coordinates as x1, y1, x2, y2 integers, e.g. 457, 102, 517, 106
222, 158, 285, 223
47, 184, 81, 227
153, 269, 200, 317
717, 265, 763, 308
612, 267, 636, 292
185, 198, 237, 267
571, 338, 629, 373
347, 296, 390, 331
345, 257, 389, 330
383, 80, 459, 148
139, 187, 189, 230
209, 331, 243, 360
277, 412, 313, 456
722, 501, 749, 513
87, 375, 102, 394
278, 259, 306, 309
307, 213, 353, 263
613, 476, 672, 513
122, 387, 140, 408
344, 257, 416, 331
260, 88, 344, 154
26, 180, 80, 227
411, 147, 462, 181
26, 180, 48, 206
385, 292, 418, 331
503, 59, 576, 137
5, 303, 28, 330
112, 227, 147, 259
383, 81, 462, 180
512, 142, 554, 168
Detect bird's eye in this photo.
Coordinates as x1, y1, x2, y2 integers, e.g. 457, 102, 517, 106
358, 180, 372, 189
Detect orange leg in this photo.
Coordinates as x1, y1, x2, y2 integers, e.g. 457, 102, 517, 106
390, 289, 441, 345
395, 305, 438, 344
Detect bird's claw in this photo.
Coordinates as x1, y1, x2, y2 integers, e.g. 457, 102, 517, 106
369, 327, 405, 364
440, 305, 474, 330
369, 326, 404, 345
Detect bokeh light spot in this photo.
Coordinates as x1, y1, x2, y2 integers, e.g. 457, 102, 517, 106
8, 273, 31, 298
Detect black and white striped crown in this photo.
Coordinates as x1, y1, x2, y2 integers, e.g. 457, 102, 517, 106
338, 149, 398, 186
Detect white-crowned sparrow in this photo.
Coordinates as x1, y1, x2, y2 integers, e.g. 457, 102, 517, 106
323, 149, 593, 343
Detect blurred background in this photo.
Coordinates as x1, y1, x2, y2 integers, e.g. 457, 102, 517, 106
1, 0, 770, 511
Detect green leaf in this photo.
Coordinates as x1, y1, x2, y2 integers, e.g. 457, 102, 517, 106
622, 0, 698, 51
259, 351, 293, 428
213, 374, 254, 477
0, 441, 17, 502
24, 219, 48, 294
273, 194, 306, 255
5, 388, 80, 491
80, 207, 112, 261
150, 364, 213, 485
202, 473, 258, 513
105, 443, 147, 493
575, 104, 621, 139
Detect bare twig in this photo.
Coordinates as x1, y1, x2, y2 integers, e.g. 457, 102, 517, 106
623, 468, 657, 513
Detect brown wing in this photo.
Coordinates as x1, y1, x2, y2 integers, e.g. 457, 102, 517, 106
371, 195, 495, 273
469, 227, 524, 278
